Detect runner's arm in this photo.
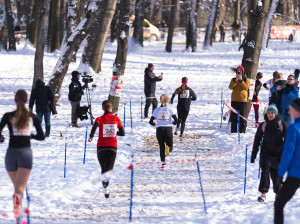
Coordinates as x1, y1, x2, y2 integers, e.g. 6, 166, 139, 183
149, 116, 156, 126
31, 114, 45, 140
89, 122, 99, 138
117, 126, 125, 136
172, 115, 178, 125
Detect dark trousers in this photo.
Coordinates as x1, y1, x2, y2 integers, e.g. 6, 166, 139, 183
144, 96, 158, 118
37, 112, 51, 136
274, 177, 300, 224
231, 101, 247, 133
177, 109, 189, 135
156, 127, 173, 162
70, 101, 79, 125
249, 98, 259, 124
259, 165, 281, 194
97, 148, 117, 188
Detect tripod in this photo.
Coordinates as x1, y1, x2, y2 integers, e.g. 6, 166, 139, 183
84, 85, 94, 125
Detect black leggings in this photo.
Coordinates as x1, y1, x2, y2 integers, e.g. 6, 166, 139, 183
274, 177, 300, 224
259, 165, 281, 194
97, 148, 117, 188
144, 97, 158, 118
156, 126, 173, 162
230, 101, 247, 133
177, 109, 189, 135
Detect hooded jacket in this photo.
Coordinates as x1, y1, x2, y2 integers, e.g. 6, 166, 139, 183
251, 114, 288, 169
68, 73, 84, 102
228, 75, 249, 102
269, 79, 287, 111
29, 79, 54, 113
278, 116, 300, 178
144, 67, 162, 96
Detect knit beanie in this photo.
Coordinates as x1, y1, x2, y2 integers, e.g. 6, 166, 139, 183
290, 98, 300, 113
236, 65, 245, 75
148, 63, 154, 69
267, 104, 278, 116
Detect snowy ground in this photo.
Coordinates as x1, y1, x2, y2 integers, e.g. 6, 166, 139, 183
0, 39, 300, 224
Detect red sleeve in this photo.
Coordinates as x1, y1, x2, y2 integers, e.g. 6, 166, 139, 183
117, 117, 123, 128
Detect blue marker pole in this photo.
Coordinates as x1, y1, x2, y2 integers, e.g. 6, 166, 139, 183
237, 110, 240, 145
244, 144, 248, 194
83, 126, 88, 164
26, 188, 30, 224
129, 154, 134, 222
195, 155, 208, 214
141, 96, 143, 122
258, 141, 263, 179
130, 99, 133, 130
64, 137, 67, 178
124, 103, 126, 131
220, 89, 224, 129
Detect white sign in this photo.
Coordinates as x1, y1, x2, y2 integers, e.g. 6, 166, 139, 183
103, 124, 117, 137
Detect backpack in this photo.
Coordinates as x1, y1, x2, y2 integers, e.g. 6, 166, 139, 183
262, 120, 284, 134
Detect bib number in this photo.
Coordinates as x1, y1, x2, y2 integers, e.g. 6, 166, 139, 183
103, 124, 117, 137
180, 90, 189, 98
158, 111, 170, 121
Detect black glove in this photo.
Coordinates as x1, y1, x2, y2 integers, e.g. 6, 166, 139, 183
250, 157, 255, 163
170, 101, 173, 104
172, 120, 177, 125
0, 135, 4, 143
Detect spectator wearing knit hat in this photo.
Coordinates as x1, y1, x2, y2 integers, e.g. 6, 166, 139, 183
228, 65, 249, 133
144, 63, 163, 118
251, 104, 288, 203
274, 98, 300, 224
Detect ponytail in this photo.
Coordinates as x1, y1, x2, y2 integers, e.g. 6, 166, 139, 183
176, 77, 188, 95
160, 94, 169, 107
12, 90, 30, 130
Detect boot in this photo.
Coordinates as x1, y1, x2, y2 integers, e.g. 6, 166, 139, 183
174, 128, 179, 135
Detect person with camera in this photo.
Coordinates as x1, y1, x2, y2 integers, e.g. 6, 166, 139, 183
228, 65, 249, 133
29, 78, 55, 137
149, 94, 178, 169
68, 71, 85, 128
144, 63, 163, 119
88, 100, 124, 198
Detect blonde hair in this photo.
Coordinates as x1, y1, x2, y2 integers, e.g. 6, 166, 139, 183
12, 89, 30, 130
160, 94, 169, 107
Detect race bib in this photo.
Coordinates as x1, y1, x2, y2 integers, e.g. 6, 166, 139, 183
103, 124, 118, 137
180, 90, 190, 98
12, 118, 33, 136
158, 111, 170, 121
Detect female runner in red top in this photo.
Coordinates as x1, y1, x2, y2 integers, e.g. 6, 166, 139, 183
88, 100, 124, 198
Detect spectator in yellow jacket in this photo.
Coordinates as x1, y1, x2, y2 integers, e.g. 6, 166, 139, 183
228, 65, 250, 133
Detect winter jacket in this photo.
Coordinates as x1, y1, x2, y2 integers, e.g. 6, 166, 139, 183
278, 116, 300, 179
29, 79, 54, 113
68, 77, 84, 102
252, 80, 262, 101
280, 84, 299, 115
170, 86, 197, 111
228, 77, 249, 102
251, 114, 288, 169
269, 79, 287, 112
144, 67, 162, 96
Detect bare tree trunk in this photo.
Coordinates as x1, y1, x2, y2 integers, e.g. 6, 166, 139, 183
25, 0, 35, 45
48, 0, 107, 103
132, 0, 144, 46
48, 0, 63, 52
33, 0, 50, 89
215, 0, 226, 26
4, 0, 16, 51
27, 1, 40, 47
203, 0, 218, 49
81, 0, 117, 73
263, 0, 279, 49
0, 17, 8, 51
166, 0, 178, 52
242, 0, 271, 79
110, 2, 119, 43
185, 0, 197, 52
232, 0, 241, 42
66, 0, 78, 61
108, 0, 130, 114
150, 0, 162, 24
195, 0, 201, 28
16, 0, 26, 23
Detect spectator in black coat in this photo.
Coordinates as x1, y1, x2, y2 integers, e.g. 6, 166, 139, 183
29, 78, 54, 137
251, 104, 288, 203
270, 73, 287, 114
144, 63, 163, 118
68, 71, 85, 127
